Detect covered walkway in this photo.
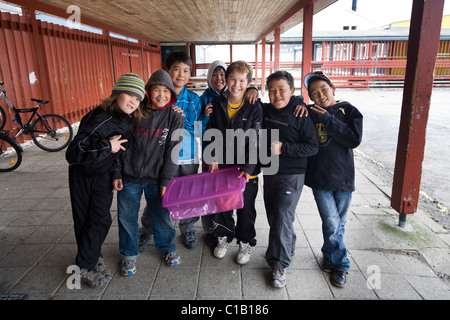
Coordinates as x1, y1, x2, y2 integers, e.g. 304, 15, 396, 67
1, 0, 449, 305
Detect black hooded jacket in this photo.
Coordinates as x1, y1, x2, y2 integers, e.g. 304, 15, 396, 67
262, 95, 319, 174
112, 69, 184, 187
305, 100, 363, 192
205, 89, 263, 176
66, 106, 134, 175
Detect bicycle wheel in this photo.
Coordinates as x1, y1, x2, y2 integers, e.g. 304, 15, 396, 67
0, 105, 6, 131
31, 114, 73, 152
0, 135, 22, 172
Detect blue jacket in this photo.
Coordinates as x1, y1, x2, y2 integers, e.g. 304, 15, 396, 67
174, 86, 203, 164
199, 88, 219, 132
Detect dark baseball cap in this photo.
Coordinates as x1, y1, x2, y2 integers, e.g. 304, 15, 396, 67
304, 71, 333, 91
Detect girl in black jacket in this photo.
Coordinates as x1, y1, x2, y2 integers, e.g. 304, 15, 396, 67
66, 73, 145, 288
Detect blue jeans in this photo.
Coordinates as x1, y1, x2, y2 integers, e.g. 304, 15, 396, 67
312, 189, 352, 272
118, 179, 176, 260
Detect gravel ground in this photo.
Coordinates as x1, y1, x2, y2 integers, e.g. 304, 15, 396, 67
344, 87, 450, 230
355, 150, 450, 230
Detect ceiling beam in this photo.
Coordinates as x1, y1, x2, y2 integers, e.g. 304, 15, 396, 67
256, 0, 312, 42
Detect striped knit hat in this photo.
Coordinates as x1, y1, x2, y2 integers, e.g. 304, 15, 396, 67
112, 73, 146, 101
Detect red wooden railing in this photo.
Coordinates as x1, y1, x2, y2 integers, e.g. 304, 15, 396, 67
189, 40, 450, 90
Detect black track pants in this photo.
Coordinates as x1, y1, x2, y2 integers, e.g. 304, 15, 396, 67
263, 174, 304, 271
69, 167, 113, 270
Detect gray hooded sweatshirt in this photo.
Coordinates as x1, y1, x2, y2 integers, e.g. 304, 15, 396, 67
112, 70, 184, 186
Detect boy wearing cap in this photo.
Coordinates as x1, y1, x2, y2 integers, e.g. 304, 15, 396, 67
113, 69, 184, 275
303, 71, 363, 287
66, 73, 146, 287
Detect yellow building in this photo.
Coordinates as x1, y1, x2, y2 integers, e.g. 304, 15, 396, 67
391, 15, 450, 28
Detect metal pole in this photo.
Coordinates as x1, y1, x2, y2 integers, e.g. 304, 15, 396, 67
399, 213, 407, 228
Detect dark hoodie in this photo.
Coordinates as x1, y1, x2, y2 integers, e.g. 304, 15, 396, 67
205, 89, 263, 176
305, 100, 363, 192
262, 95, 319, 174
66, 106, 134, 176
112, 69, 184, 186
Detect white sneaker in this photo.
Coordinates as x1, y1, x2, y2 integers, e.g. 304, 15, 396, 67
236, 242, 251, 265
272, 269, 286, 288
214, 236, 229, 259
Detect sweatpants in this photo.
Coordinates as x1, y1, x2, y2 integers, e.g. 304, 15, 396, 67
69, 166, 113, 270
140, 163, 199, 235
263, 174, 304, 271
212, 177, 259, 246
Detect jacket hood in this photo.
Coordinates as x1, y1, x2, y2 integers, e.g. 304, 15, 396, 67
145, 69, 178, 109
207, 60, 227, 94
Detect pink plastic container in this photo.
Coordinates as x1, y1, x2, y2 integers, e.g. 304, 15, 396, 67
162, 166, 246, 220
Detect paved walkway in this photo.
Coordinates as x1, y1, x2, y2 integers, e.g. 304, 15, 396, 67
0, 135, 449, 301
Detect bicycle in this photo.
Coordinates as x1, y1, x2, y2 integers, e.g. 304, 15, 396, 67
0, 131, 22, 172
0, 81, 73, 152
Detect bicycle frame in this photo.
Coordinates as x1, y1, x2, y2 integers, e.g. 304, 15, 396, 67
0, 88, 45, 140
1, 82, 73, 153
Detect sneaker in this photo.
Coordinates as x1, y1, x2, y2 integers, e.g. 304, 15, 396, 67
204, 233, 218, 249
319, 258, 333, 273
138, 230, 153, 253
121, 259, 136, 276
272, 269, 286, 288
96, 257, 112, 283
214, 236, 229, 259
330, 270, 347, 288
236, 242, 251, 265
165, 251, 181, 266
80, 268, 107, 288
182, 231, 198, 249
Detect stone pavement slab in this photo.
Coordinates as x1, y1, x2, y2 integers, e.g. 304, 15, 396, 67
0, 138, 449, 302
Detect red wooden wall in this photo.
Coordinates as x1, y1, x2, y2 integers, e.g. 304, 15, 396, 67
0, 11, 161, 135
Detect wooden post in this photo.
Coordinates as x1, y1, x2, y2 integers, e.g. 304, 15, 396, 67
254, 42, 258, 89
274, 27, 280, 71
261, 38, 266, 94
301, 3, 313, 102
391, 0, 444, 222
229, 43, 233, 63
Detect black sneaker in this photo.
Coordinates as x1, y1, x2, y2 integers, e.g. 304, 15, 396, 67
182, 231, 198, 249
330, 270, 348, 288
204, 233, 218, 249
319, 258, 333, 273
138, 231, 153, 253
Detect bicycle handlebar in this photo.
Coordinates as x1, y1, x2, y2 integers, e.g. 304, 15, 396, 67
0, 82, 48, 107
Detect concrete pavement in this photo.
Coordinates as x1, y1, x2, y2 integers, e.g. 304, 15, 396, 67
0, 136, 449, 301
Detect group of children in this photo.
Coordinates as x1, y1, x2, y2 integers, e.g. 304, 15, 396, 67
66, 51, 363, 290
